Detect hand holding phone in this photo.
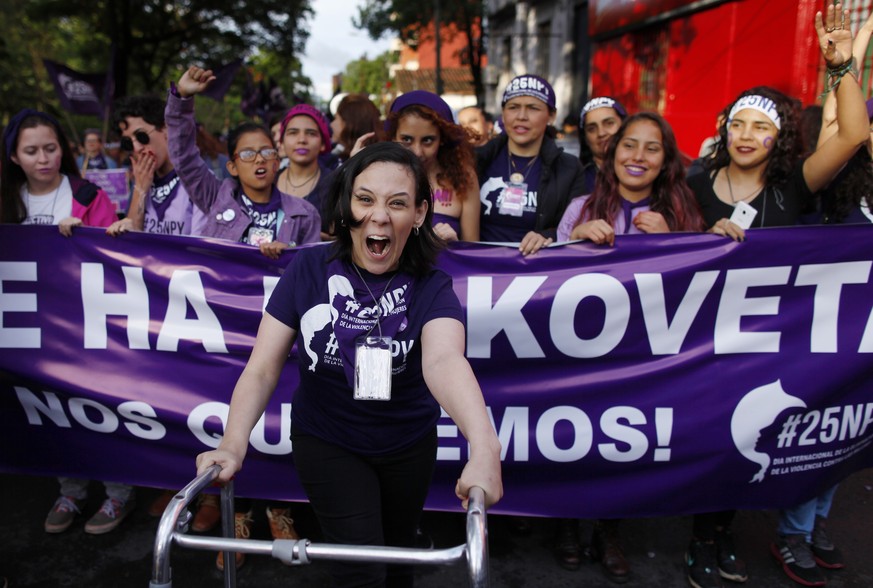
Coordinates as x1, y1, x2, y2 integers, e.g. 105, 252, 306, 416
730, 201, 758, 230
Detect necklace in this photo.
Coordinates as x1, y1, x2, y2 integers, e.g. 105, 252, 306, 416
26, 177, 63, 220
352, 264, 397, 338
283, 167, 320, 190
507, 150, 538, 184
725, 167, 764, 203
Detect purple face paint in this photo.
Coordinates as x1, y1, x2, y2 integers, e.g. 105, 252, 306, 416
727, 133, 733, 148
763, 136, 774, 151
434, 188, 453, 206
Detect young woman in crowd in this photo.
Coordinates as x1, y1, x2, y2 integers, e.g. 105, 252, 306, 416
330, 93, 383, 165
167, 66, 322, 260
476, 74, 585, 255
276, 103, 334, 216
558, 112, 705, 244
387, 90, 480, 241
685, 6, 868, 588
578, 96, 628, 195
769, 10, 873, 588
107, 95, 206, 237
195, 142, 502, 588
555, 112, 704, 583
692, 5, 866, 240
1, 109, 131, 535
1, 110, 116, 232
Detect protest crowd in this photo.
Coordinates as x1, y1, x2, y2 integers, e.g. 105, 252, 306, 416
2, 4, 873, 588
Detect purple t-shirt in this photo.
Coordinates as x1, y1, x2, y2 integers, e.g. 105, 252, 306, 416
479, 145, 542, 242
239, 189, 282, 245
266, 244, 464, 455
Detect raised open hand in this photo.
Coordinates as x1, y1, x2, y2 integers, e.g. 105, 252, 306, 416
815, 3, 854, 68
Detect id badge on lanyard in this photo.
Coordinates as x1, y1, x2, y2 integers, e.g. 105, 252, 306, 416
354, 335, 393, 401
498, 179, 527, 217
246, 226, 274, 246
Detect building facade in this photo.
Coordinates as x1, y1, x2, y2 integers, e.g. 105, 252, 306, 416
485, 0, 873, 155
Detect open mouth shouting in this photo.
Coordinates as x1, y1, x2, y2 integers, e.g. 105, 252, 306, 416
366, 235, 391, 257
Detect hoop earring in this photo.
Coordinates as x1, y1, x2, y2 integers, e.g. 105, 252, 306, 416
413, 225, 420, 236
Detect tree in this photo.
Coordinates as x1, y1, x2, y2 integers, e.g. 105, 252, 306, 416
354, 0, 486, 103
342, 51, 398, 98
0, 0, 314, 124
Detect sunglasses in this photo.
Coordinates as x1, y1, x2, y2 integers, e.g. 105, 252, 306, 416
120, 128, 157, 152
233, 148, 279, 162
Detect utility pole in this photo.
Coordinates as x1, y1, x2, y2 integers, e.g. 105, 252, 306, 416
435, 0, 444, 95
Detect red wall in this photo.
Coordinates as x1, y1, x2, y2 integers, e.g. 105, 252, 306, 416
590, 0, 824, 156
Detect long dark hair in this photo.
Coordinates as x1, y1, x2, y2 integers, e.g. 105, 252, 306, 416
386, 104, 476, 195
326, 142, 442, 276
1, 110, 80, 224
578, 112, 705, 232
335, 94, 383, 161
822, 148, 873, 223
706, 86, 801, 188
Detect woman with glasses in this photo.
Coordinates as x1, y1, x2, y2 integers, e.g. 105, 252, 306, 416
165, 65, 322, 259
107, 95, 206, 237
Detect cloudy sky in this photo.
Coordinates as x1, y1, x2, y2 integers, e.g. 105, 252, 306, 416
300, 0, 394, 101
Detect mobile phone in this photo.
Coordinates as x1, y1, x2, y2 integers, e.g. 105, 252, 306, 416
730, 201, 758, 230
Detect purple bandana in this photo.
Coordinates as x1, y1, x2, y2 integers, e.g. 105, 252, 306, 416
150, 169, 183, 222
620, 196, 650, 234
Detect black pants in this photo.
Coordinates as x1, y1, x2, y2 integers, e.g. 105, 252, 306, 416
292, 429, 438, 588
693, 509, 736, 541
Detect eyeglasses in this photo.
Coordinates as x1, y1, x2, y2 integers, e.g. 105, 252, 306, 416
233, 148, 279, 162
120, 128, 157, 152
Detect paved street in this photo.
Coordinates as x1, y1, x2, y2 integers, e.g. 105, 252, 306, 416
1, 469, 871, 587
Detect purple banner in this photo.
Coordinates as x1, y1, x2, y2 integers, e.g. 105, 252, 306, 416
2, 225, 872, 517
200, 59, 244, 102
42, 60, 110, 117
84, 168, 130, 213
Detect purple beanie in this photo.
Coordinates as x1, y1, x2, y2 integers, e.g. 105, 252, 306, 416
390, 90, 454, 123
281, 104, 332, 154
501, 75, 556, 110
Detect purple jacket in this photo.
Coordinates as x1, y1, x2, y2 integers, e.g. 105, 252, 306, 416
165, 91, 321, 245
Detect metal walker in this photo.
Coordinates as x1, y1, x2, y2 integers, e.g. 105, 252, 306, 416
149, 465, 489, 587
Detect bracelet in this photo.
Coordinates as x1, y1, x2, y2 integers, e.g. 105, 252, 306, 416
822, 57, 857, 96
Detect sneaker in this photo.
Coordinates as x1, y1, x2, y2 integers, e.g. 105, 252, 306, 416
771, 535, 826, 586
147, 490, 176, 517
714, 527, 748, 582
266, 506, 299, 541
686, 540, 724, 588
84, 497, 136, 535
192, 494, 221, 533
216, 511, 253, 571
45, 496, 85, 533
811, 517, 844, 570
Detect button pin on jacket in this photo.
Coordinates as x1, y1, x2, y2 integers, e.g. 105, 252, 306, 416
221, 209, 235, 221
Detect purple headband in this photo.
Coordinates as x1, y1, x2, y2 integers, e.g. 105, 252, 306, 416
581, 97, 628, 123
3, 109, 62, 162
280, 104, 332, 154
390, 91, 454, 124
501, 75, 556, 110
